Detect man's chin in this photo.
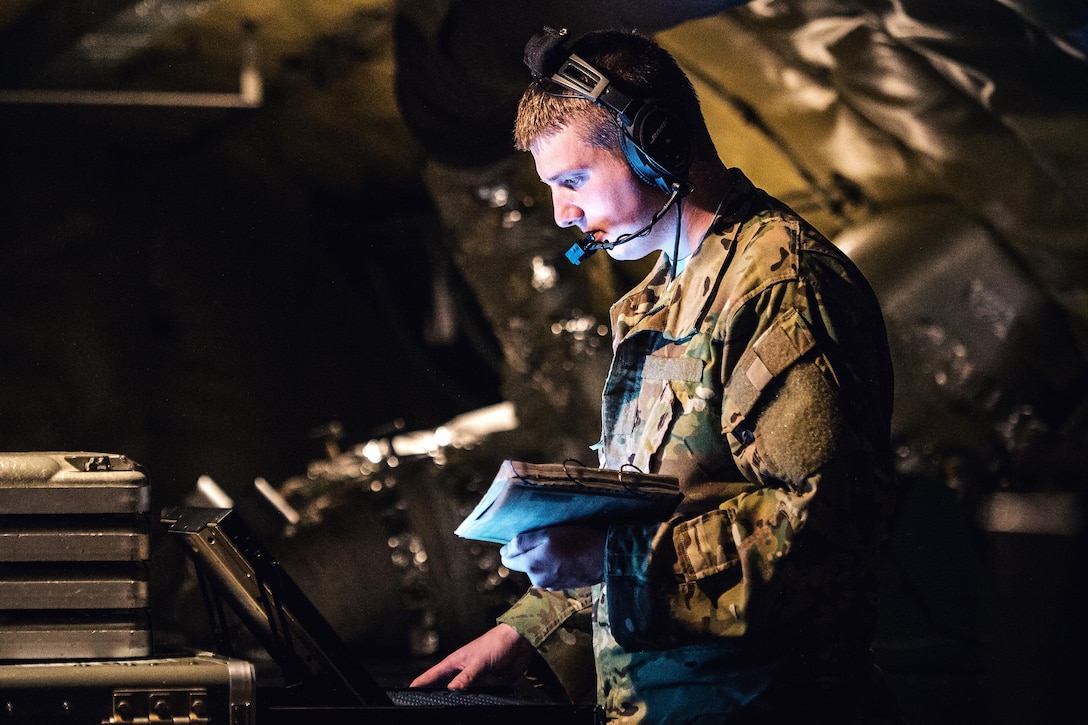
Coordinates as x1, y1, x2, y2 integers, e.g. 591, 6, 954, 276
606, 245, 654, 262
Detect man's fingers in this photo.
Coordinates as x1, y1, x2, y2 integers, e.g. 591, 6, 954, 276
447, 664, 481, 690
411, 623, 530, 691
410, 660, 458, 688
500, 530, 546, 560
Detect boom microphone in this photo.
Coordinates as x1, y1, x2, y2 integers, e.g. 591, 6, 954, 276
564, 183, 686, 265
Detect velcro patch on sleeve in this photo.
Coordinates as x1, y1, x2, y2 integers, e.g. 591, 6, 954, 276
723, 308, 816, 433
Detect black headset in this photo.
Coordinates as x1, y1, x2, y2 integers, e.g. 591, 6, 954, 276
523, 28, 694, 197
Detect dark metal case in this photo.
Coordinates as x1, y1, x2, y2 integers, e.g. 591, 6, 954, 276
0, 654, 256, 725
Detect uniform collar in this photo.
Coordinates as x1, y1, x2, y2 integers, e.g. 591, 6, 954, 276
610, 168, 756, 343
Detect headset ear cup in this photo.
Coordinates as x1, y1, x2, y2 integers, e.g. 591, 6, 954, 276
620, 133, 669, 193
622, 102, 693, 193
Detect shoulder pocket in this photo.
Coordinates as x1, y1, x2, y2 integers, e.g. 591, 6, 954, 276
722, 308, 817, 435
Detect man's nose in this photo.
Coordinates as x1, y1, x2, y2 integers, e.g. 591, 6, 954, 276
553, 195, 582, 229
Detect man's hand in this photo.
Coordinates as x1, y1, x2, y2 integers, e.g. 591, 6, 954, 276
500, 524, 606, 589
410, 623, 534, 690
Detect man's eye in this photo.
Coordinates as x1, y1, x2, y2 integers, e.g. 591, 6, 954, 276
562, 176, 584, 189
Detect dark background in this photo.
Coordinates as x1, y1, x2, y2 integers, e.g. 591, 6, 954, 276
1, 2, 1086, 723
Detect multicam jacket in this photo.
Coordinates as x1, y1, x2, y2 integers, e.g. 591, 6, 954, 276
499, 169, 897, 723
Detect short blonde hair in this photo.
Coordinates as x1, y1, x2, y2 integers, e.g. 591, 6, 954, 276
513, 83, 620, 152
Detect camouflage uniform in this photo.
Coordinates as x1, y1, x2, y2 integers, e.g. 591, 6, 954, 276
499, 169, 900, 723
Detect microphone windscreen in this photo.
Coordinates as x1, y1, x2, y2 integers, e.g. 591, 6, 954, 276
524, 27, 569, 78
565, 241, 596, 266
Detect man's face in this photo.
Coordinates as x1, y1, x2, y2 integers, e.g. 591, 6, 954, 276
531, 125, 665, 261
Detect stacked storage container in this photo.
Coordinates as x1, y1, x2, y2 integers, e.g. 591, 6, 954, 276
0, 452, 152, 660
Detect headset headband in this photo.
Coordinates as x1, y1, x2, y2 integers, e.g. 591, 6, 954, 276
523, 27, 693, 195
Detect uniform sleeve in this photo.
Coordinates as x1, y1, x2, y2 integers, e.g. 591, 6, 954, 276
496, 586, 596, 701
605, 292, 891, 650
